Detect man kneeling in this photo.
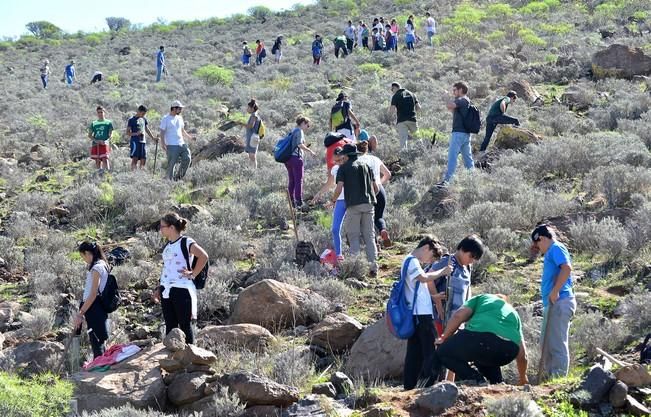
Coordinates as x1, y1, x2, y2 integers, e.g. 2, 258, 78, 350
434, 293, 529, 385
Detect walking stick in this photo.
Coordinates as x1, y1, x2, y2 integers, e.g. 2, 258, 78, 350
152, 139, 159, 173
443, 254, 455, 381
286, 189, 299, 242
537, 304, 553, 384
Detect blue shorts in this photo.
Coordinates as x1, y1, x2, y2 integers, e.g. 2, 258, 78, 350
130, 138, 146, 160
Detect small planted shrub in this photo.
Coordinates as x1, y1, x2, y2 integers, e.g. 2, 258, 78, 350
194, 65, 234, 86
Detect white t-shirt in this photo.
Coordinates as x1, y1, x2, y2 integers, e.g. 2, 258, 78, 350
331, 165, 345, 201
160, 114, 185, 146
160, 236, 196, 289
358, 154, 382, 187
405, 23, 415, 35
427, 17, 436, 33
83, 260, 109, 302
344, 25, 356, 40
402, 257, 433, 316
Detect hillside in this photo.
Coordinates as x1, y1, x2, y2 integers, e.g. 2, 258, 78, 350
0, 0, 650, 416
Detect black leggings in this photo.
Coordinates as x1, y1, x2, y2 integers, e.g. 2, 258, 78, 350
81, 300, 108, 358
161, 287, 194, 344
374, 185, 386, 232
434, 329, 519, 383
404, 315, 437, 390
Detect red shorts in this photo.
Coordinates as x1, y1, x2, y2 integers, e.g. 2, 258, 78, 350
90, 143, 110, 160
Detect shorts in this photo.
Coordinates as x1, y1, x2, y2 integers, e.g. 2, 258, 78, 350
245, 134, 260, 154
90, 142, 110, 160
130, 138, 146, 160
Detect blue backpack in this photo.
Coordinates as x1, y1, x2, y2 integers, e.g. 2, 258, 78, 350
274, 128, 298, 163
386, 255, 419, 339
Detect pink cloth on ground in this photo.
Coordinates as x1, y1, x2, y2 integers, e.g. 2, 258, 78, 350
82, 344, 141, 370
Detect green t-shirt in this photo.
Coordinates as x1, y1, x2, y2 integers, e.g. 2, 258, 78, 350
89, 119, 114, 142
463, 294, 522, 346
487, 96, 511, 118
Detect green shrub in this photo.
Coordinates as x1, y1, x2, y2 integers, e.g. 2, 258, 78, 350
15, 35, 42, 48
0, 372, 73, 417
84, 33, 104, 46
521, 0, 560, 15
487, 30, 506, 43
444, 3, 487, 26
518, 28, 546, 47
248, 5, 273, 19
487, 3, 514, 18
106, 73, 120, 86
358, 63, 384, 74
0, 41, 12, 51
539, 22, 574, 35
194, 65, 234, 86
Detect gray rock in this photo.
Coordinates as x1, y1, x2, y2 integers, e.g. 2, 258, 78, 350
196, 324, 276, 353
242, 405, 281, 417
570, 364, 617, 406
163, 328, 186, 352
167, 371, 208, 406
282, 395, 327, 417
330, 372, 354, 396
609, 380, 628, 408
311, 382, 337, 398
345, 319, 406, 380
627, 395, 651, 416
310, 313, 363, 353
220, 372, 299, 407
0, 341, 64, 375
172, 344, 217, 366
415, 382, 459, 414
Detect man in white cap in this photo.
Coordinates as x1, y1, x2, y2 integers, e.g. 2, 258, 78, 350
159, 100, 195, 180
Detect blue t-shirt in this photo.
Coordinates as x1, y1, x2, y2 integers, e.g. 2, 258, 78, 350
65, 64, 75, 77
157, 51, 165, 67
128, 116, 148, 143
541, 241, 574, 307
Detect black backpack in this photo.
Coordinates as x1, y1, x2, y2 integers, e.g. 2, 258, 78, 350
462, 102, 482, 134
180, 237, 209, 290
98, 272, 121, 313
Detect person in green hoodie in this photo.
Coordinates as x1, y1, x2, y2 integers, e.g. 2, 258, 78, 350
334, 36, 348, 58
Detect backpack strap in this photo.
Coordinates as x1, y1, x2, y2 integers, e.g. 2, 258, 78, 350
179, 237, 191, 270
401, 255, 420, 311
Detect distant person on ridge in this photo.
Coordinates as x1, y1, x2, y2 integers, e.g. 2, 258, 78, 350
156, 46, 165, 82
271, 36, 283, 63
372, 28, 385, 51
333, 35, 348, 58
405, 17, 416, 51
356, 20, 364, 49
242, 42, 252, 66
385, 24, 397, 52
255, 40, 267, 65
330, 92, 361, 141
127, 105, 158, 171
479, 91, 520, 155
312, 34, 324, 65
389, 82, 421, 150
160, 100, 195, 180
344, 20, 356, 53
426, 12, 437, 46
64, 60, 77, 87
88, 106, 114, 175
90, 70, 103, 84
40, 59, 50, 89
360, 23, 370, 49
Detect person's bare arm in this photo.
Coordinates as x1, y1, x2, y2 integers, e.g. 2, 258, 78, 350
159, 129, 167, 150
379, 163, 391, 184
500, 100, 507, 113
389, 105, 397, 119
312, 174, 336, 203
182, 129, 195, 141
516, 339, 529, 385
79, 271, 100, 315
349, 109, 360, 128
330, 182, 344, 204
298, 143, 316, 156
145, 125, 158, 141
549, 264, 572, 304
126, 125, 133, 138
437, 306, 473, 342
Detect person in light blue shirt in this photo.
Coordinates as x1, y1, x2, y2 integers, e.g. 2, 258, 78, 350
64, 60, 76, 86
531, 223, 576, 379
156, 46, 165, 82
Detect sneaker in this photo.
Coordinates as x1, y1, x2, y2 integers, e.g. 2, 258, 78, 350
380, 230, 392, 248
435, 181, 448, 189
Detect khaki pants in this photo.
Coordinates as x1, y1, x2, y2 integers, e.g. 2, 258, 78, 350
396, 121, 418, 150
343, 203, 377, 272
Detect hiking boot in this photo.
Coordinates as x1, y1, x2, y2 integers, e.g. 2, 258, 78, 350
380, 230, 392, 248
369, 269, 378, 278
435, 181, 448, 189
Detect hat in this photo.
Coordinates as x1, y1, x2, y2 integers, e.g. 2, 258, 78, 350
341, 143, 361, 156
171, 100, 184, 108
531, 224, 553, 242
334, 146, 345, 156
44, 59, 49, 64
507, 90, 518, 99
336, 92, 348, 101
358, 130, 369, 142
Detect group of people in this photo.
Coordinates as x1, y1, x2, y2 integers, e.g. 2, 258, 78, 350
401, 224, 576, 388
241, 37, 284, 66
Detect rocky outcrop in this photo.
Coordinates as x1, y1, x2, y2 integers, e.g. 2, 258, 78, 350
592, 44, 651, 79
73, 343, 168, 412
615, 364, 651, 388
219, 372, 300, 407
415, 382, 459, 414
345, 319, 406, 380
0, 341, 64, 375
412, 186, 458, 224
309, 313, 363, 353
0, 301, 21, 332
170, 204, 213, 223
193, 133, 245, 162
570, 364, 617, 407
230, 279, 328, 330
196, 324, 276, 352
494, 126, 542, 151
507, 80, 542, 104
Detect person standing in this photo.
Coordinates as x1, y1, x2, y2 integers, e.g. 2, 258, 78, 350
389, 82, 421, 150
40, 59, 50, 89
437, 82, 474, 187
88, 106, 113, 175
344, 20, 356, 53
127, 105, 158, 171
426, 12, 437, 46
153, 212, 209, 344
328, 144, 378, 276
160, 100, 195, 181
356, 20, 364, 49
242, 42, 253, 66
285, 115, 316, 210
405, 17, 416, 51
255, 40, 267, 65
360, 24, 370, 49
480, 91, 520, 154
402, 236, 449, 390
244, 99, 262, 168
390, 18, 399, 52
74, 242, 110, 358
330, 92, 361, 141
312, 34, 324, 65
64, 60, 77, 87
156, 46, 165, 82
357, 139, 392, 247
530, 224, 576, 379
271, 36, 283, 63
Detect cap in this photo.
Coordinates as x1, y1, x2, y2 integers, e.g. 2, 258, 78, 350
358, 130, 369, 142
336, 92, 347, 101
171, 100, 184, 108
531, 224, 553, 242
507, 90, 518, 99
341, 143, 361, 156
334, 146, 345, 156
44, 59, 49, 64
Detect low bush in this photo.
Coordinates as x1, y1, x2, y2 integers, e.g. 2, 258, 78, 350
0, 372, 73, 417
620, 291, 651, 337
571, 311, 627, 360
194, 65, 235, 86
21, 308, 55, 339
569, 217, 628, 259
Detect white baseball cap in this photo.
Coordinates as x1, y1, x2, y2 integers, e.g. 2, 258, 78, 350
171, 100, 184, 108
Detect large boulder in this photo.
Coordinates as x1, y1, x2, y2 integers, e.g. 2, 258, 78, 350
592, 44, 651, 79
412, 186, 458, 224
193, 133, 245, 162
167, 372, 209, 406
570, 364, 617, 407
494, 126, 542, 151
0, 341, 63, 375
345, 319, 406, 380
310, 313, 363, 353
230, 280, 328, 330
615, 364, 651, 388
507, 80, 542, 104
197, 324, 276, 352
172, 344, 217, 366
219, 372, 300, 407
72, 343, 168, 412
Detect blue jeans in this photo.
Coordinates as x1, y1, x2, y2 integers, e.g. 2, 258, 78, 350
332, 200, 346, 256
444, 132, 474, 182
65, 75, 73, 86
41, 75, 48, 89
156, 66, 163, 82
